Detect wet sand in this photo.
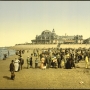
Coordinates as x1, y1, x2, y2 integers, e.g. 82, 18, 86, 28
0, 49, 90, 89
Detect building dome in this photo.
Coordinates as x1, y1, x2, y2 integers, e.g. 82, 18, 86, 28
41, 30, 51, 35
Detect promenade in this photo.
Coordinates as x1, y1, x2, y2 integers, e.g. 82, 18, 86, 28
0, 50, 90, 89
12, 44, 90, 49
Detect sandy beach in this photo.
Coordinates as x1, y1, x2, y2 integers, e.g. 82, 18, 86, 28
0, 48, 90, 89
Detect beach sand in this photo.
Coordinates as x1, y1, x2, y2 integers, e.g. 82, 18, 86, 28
0, 48, 90, 89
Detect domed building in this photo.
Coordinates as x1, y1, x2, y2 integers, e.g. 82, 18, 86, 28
31, 29, 83, 44
31, 29, 59, 44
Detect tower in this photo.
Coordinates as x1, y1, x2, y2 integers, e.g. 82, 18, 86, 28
52, 28, 55, 33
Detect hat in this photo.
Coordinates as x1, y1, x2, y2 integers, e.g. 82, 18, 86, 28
12, 60, 14, 62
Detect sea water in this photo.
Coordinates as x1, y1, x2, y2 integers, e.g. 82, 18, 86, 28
0, 47, 16, 60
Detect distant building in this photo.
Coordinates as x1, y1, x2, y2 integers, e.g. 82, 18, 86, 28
83, 37, 90, 44
31, 29, 83, 44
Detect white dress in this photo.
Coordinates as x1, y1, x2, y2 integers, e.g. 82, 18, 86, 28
14, 59, 20, 71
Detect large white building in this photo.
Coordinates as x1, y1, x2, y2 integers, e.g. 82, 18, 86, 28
31, 29, 83, 44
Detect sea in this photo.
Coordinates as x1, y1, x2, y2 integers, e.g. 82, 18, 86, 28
0, 47, 16, 60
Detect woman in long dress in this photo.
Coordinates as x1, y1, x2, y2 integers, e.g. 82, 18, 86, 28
85, 55, 89, 69
40, 57, 45, 69
14, 58, 20, 71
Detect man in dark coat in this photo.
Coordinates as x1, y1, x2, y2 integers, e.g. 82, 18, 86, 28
48, 55, 52, 68
45, 54, 50, 68
65, 58, 72, 69
30, 56, 33, 68
18, 56, 24, 70
10, 60, 15, 72
9, 60, 15, 80
20, 57, 24, 70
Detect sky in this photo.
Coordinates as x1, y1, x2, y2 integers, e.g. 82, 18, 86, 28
0, 1, 90, 47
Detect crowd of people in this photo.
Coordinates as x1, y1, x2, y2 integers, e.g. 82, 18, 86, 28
31, 47, 90, 70
9, 47, 90, 80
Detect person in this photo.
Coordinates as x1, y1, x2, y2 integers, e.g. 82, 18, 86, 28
85, 55, 89, 69
51, 57, 54, 68
57, 54, 61, 68
40, 57, 45, 69
14, 58, 20, 72
48, 54, 52, 68
27, 56, 30, 69
20, 57, 24, 70
3, 54, 7, 60
37, 50, 40, 58
71, 57, 75, 68
35, 58, 38, 68
19, 50, 22, 57
40, 53, 42, 61
61, 56, 65, 68
78, 54, 82, 62
18, 56, 24, 70
9, 60, 15, 80
30, 55, 33, 68
45, 54, 49, 68
65, 58, 72, 69
8, 50, 9, 56
10, 60, 15, 72
43, 55, 47, 69
53, 57, 58, 68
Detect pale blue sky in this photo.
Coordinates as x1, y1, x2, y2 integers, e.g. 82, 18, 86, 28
0, 1, 90, 47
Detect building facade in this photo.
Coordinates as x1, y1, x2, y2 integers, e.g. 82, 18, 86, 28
83, 37, 90, 44
31, 29, 83, 44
